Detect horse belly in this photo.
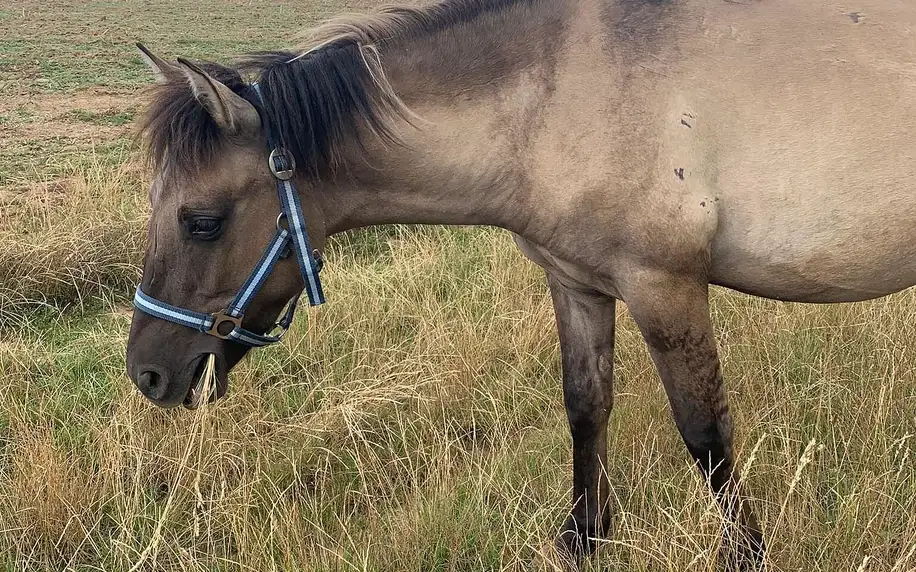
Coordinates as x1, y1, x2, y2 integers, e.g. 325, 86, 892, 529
710, 212, 916, 303
684, 0, 916, 302
706, 112, 916, 303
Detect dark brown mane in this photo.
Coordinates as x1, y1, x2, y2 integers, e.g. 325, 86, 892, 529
139, 0, 540, 179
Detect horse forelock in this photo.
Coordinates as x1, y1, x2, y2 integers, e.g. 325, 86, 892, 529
138, 61, 250, 177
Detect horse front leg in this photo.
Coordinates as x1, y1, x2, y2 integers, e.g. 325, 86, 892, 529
547, 274, 617, 562
623, 272, 765, 570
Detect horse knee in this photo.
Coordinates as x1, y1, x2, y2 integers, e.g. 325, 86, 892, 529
679, 419, 728, 461
564, 384, 611, 439
563, 354, 613, 430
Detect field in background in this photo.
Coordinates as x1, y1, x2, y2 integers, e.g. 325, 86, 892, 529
0, 1, 914, 571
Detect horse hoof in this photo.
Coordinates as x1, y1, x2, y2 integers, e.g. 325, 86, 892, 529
718, 531, 766, 571
532, 538, 578, 572
553, 516, 601, 568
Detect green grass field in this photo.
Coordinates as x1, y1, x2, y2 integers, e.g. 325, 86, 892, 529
0, 1, 914, 571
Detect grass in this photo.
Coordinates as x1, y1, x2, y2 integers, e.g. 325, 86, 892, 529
0, 145, 144, 324
66, 109, 136, 127
0, 1, 914, 571
0, 1, 337, 95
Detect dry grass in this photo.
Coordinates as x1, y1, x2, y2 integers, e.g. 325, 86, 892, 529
0, 0, 914, 570
0, 148, 146, 327
0, 152, 913, 570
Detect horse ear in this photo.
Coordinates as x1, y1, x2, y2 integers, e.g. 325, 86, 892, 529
176, 57, 260, 136
136, 43, 178, 84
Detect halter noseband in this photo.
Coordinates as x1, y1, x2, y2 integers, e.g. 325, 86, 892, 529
132, 83, 326, 347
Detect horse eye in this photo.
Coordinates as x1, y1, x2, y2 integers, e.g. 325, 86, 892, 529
187, 216, 223, 240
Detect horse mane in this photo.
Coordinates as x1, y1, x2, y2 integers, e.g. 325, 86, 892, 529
139, 0, 537, 179
300, 0, 536, 47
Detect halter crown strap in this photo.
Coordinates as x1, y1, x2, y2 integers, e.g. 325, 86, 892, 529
252, 82, 325, 307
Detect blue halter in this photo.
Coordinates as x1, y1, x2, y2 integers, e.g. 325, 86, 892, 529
132, 83, 326, 347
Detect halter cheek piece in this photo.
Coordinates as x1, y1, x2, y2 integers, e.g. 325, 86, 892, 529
132, 83, 326, 347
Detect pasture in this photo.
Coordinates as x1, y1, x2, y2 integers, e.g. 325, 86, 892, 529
0, 1, 914, 570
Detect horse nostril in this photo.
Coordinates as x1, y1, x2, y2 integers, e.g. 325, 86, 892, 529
140, 369, 161, 388
137, 367, 169, 400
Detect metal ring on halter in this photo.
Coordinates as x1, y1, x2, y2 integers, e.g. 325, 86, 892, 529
264, 322, 289, 341
276, 212, 289, 230
268, 148, 295, 180
207, 311, 243, 339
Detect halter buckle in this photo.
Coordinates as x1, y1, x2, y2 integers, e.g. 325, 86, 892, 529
268, 148, 295, 181
207, 311, 242, 339
267, 322, 289, 341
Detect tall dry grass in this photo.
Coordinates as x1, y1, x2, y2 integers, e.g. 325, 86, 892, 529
0, 154, 913, 572
0, 146, 146, 328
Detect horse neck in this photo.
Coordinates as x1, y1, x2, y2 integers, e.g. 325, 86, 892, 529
318, 105, 535, 236
315, 0, 570, 243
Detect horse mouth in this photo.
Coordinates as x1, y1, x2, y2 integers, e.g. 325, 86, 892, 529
184, 353, 219, 410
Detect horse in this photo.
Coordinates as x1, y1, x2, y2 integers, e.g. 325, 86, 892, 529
124, 0, 916, 568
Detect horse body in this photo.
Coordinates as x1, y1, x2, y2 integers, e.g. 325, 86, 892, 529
126, 0, 916, 567
331, 0, 916, 304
